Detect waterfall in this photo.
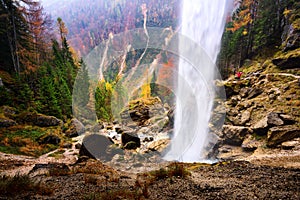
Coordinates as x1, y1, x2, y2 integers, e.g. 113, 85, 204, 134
164, 0, 233, 162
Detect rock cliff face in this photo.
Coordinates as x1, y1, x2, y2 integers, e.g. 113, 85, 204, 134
215, 50, 300, 160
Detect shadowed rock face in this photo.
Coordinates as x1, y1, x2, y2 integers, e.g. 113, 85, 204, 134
272, 56, 300, 69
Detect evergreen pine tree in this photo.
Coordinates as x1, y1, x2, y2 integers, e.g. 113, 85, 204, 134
73, 59, 90, 107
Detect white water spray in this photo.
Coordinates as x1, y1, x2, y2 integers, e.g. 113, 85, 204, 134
164, 0, 233, 162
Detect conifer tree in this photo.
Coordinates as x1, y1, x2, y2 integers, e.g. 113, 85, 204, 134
73, 59, 90, 107
37, 65, 62, 118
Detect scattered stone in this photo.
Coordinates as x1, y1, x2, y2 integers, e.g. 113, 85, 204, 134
267, 112, 284, 126
106, 125, 113, 130
65, 118, 85, 138
240, 110, 251, 125
120, 97, 165, 126
89, 123, 104, 132
240, 87, 250, 98
35, 114, 62, 127
29, 163, 70, 176
1, 106, 16, 118
247, 88, 263, 99
281, 139, 300, 150
123, 141, 140, 150
279, 114, 295, 125
253, 112, 284, 135
222, 125, 253, 146
0, 118, 17, 127
267, 125, 300, 147
138, 127, 150, 134
241, 135, 262, 152
38, 134, 61, 145
17, 112, 62, 127
143, 136, 154, 142
222, 125, 252, 146
121, 131, 141, 150
75, 143, 82, 149
147, 139, 170, 153
114, 125, 122, 133
62, 142, 72, 149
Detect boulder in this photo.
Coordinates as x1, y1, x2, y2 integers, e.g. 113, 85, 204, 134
123, 141, 140, 150
75, 143, 82, 149
253, 112, 284, 135
267, 112, 284, 126
62, 142, 72, 149
281, 139, 300, 150
247, 88, 263, 99
120, 97, 165, 126
282, 24, 300, 51
241, 135, 262, 152
1, 106, 16, 118
65, 118, 85, 138
272, 53, 300, 69
79, 134, 116, 161
147, 139, 170, 153
35, 114, 62, 127
222, 125, 253, 146
121, 131, 141, 150
167, 107, 175, 128
0, 118, 17, 127
17, 112, 62, 127
279, 114, 296, 125
267, 126, 300, 147
240, 87, 250, 98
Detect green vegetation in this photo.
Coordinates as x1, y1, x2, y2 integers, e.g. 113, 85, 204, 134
0, 126, 58, 157
218, 0, 300, 78
147, 162, 191, 181
0, 1, 88, 119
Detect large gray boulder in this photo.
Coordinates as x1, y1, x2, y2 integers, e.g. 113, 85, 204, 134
79, 134, 120, 161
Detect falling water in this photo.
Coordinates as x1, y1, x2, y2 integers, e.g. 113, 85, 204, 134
164, 0, 233, 162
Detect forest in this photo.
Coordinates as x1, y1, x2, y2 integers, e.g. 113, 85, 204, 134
0, 0, 89, 120
0, 0, 299, 121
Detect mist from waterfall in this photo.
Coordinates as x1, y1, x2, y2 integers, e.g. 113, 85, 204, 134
164, 0, 233, 162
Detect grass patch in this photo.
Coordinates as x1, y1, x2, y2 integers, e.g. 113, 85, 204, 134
0, 126, 58, 157
147, 162, 191, 181
0, 174, 52, 197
